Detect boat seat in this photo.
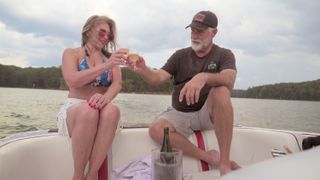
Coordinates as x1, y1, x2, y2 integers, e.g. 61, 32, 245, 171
220, 146, 320, 180
0, 127, 302, 180
199, 127, 301, 167
110, 127, 301, 175
0, 134, 73, 180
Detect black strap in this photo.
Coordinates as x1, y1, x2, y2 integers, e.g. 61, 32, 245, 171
302, 136, 320, 150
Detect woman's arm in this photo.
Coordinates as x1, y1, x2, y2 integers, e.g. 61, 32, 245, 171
103, 65, 122, 102
87, 65, 122, 110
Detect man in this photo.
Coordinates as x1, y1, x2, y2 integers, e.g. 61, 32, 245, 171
128, 10, 240, 176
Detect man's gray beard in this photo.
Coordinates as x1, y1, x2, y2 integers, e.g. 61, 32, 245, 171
191, 39, 210, 52
191, 41, 202, 52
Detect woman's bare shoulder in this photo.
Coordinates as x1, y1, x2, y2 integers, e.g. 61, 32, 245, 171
63, 47, 83, 55
63, 47, 84, 60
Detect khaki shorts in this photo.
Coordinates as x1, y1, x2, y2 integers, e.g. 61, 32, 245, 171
158, 100, 213, 137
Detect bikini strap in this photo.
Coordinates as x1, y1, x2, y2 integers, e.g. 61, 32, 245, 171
84, 44, 90, 57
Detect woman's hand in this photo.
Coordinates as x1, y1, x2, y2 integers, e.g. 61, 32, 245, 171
107, 51, 127, 67
87, 93, 110, 110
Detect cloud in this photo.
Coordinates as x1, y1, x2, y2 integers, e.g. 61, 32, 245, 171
234, 48, 320, 89
0, 55, 29, 67
0, 19, 71, 67
0, 0, 319, 89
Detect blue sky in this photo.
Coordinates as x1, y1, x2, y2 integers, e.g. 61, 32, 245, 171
0, 0, 319, 89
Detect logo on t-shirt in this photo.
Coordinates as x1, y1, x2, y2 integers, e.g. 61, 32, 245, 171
207, 63, 217, 70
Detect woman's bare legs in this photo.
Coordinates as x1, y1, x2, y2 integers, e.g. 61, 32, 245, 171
67, 103, 99, 180
86, 103, 120, 180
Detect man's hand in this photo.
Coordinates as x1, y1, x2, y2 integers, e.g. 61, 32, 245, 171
126, 55, 147, 73
179, 73, 207, 105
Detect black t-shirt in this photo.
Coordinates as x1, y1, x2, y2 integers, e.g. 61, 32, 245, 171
161, 44, 236, 112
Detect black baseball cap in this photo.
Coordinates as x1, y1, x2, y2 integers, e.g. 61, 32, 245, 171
185, 11, 218, 30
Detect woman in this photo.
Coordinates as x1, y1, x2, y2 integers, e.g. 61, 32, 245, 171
57, 15, 126, 180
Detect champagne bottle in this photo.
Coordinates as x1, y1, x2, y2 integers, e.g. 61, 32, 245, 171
160, 127, 174, 164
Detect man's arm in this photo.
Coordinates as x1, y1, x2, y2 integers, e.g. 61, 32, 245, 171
179, 69, 236, 105
203, 69, 237, 90
129, 56, 172, 85
138, 67, 171, 85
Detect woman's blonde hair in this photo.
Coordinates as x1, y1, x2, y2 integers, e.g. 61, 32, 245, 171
81, 15, 117, 57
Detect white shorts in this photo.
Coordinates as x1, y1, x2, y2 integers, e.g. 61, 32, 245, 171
158, 100, 213, 137
56, 98, 87, 137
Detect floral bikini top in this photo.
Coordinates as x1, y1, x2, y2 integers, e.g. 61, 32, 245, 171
78, 56, 113, 87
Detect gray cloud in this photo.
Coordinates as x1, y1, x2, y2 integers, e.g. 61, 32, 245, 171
0, 0, 319, 89
0, 3, 79, 42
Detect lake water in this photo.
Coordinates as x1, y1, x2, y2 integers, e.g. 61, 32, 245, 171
0, 87, 319, 138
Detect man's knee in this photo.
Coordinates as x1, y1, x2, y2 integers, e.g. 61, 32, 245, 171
207, 86, 232, 117
149, 119, 173, 143
149, 120, 163, 139
209, 86, 231, 101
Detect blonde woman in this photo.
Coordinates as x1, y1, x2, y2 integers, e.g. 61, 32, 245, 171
57, 15, 126, 180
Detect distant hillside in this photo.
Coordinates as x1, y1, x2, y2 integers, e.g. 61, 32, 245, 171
121, 68, 172, 94
0, 64, 171, 94
0, 64, 64, 89
232, 79, 320, 101
0, 64, 319, 101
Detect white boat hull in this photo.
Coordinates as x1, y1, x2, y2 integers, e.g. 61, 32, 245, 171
0, 126, 319, 180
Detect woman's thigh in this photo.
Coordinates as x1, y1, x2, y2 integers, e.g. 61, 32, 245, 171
67, 103, 99, 136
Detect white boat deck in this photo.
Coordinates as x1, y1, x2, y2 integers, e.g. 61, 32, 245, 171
0, 126, 319, 180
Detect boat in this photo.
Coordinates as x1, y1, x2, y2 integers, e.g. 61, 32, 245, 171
0, 125, 319, 180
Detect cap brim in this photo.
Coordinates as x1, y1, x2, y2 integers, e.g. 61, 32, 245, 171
185, 22, 208, 31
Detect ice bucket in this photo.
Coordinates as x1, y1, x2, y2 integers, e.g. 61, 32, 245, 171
151, 148, 183, 180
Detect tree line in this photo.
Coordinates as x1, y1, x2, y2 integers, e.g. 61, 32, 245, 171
0, 64, 171, 94
0, 64, 319, 101
233, 80, 320, 101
